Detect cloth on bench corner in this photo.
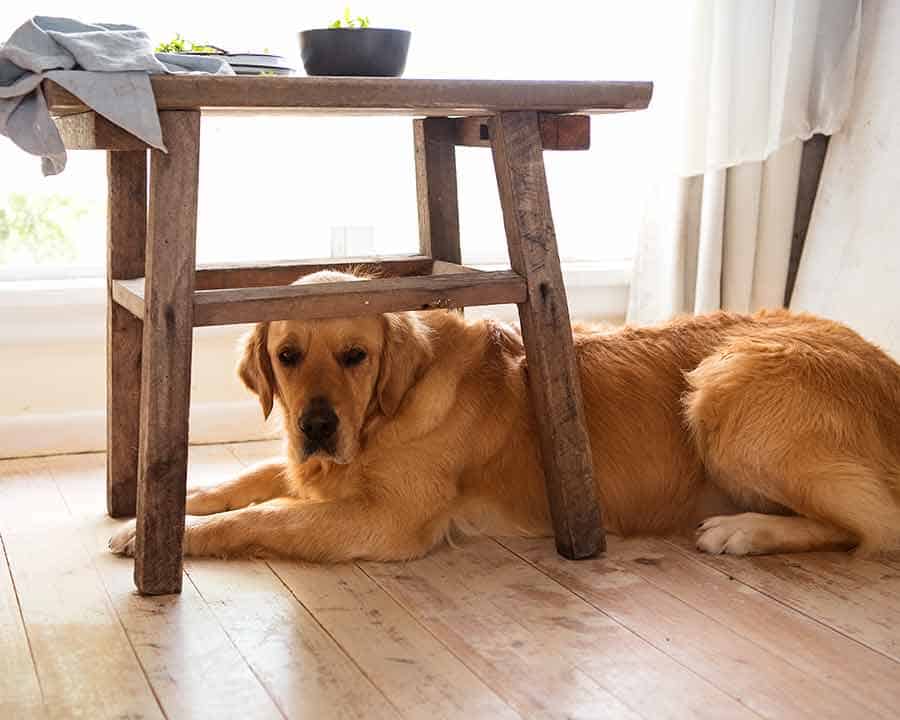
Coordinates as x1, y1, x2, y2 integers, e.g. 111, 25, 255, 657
0, 16, 234, 175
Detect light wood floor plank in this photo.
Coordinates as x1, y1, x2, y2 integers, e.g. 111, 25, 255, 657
188, 444, 404, 718
228, 441, 526, 719
612, 537, 900, 717
185, 444, 399, 720
9, 444, 900, 720
0, 456, 72, 534
189, 442, 270, 489
0, 530, 43, 718
1, 458, 163, 720
269, 559, 523, 720
430, 539, 763, 720
224, 439, 284, 467
502, 535, 876, 720
185, 556, 401, 719
666, 537, 900, 664
362, 540, 656, 718
48, 451, 285, 720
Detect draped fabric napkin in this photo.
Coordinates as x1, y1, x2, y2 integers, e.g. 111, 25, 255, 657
0, 16, 234, 175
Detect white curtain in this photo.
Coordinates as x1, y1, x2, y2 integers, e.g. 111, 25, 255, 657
627, 0, 862, 323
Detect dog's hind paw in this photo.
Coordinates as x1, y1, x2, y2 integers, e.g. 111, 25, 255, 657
109, 519, 137, 557
695, 514, 755, 556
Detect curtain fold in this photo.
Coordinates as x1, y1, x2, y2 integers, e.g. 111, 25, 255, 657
628, 0, 861, 324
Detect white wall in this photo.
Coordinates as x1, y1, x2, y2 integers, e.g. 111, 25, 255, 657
791, 0, 900, 359
0, 307, 281, 457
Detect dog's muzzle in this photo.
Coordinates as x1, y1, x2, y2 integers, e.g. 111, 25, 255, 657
299, 396, 339, 456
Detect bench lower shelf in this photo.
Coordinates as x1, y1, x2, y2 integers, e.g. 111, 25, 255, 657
111, 256, 527, 326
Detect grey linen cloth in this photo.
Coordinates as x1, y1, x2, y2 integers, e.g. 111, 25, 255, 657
0, 16, 235, 175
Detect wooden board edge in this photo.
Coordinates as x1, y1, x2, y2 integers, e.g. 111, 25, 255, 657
53, 111, 149, 151
111, 279, 146, 320
192, 270, 527, 325
44, 78, 654, 115
195, 255, 434, 290
455, 114, 590, 150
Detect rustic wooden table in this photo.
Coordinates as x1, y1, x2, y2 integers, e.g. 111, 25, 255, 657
46, 76, 653, 595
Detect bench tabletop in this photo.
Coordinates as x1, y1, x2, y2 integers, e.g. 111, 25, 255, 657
45, 76, 653, 116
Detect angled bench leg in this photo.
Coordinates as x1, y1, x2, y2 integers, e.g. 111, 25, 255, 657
106, 151, 147, 517
414, 117, 461, 265
134, 111, 201, 595
489, 111, 604, 560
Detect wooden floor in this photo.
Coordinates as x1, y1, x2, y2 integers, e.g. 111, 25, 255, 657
2, 441, 900, 719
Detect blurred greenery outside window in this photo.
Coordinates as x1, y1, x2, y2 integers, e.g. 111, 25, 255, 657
0, 142, 108, 274
0, 192, 89, 265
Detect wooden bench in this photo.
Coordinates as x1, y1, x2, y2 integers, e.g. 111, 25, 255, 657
46, 76, 653, 595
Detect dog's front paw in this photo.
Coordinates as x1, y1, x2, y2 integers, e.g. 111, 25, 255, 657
696, 515, 755, 556
185, 487, 221, 515
109, 519, 137, 557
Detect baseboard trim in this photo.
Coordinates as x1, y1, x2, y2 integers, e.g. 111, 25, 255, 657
0, 400, 279, 459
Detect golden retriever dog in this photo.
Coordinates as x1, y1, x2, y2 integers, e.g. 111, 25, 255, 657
110, 270, 900, 561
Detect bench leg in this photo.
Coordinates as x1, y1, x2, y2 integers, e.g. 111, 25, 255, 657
414, 117, 461, 264
134, 111, 201, 595
489, 111, 604, 560
106, 151, 147, 517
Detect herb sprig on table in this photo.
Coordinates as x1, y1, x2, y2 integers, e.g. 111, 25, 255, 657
155, 34, 218, 53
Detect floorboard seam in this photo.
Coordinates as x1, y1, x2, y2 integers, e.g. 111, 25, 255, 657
582, 536, 888, 680
425, 542, 662, 719
493, 537, 770, 720
661, 537, 900, 667
183, 564, 290, 719
265, 560, 406, 719
355, 559, 529, 720
0, 532, 46, 708
183, 445, 290, 718
44, 459, 170, 720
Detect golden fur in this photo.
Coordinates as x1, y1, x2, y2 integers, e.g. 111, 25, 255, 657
110, 271, 900, 560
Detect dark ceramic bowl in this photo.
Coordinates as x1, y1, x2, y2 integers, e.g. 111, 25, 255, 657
299, 28, 411, 77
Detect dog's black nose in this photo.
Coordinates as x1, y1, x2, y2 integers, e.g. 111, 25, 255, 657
299, 397, 338, 443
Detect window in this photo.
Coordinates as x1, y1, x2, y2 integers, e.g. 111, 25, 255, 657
0, 1, 669, 277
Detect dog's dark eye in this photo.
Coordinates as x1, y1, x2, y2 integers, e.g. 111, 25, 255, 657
340, 347, 367, 368
277, 348, 302, 367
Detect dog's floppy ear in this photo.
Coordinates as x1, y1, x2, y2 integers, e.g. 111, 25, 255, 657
376, 312, 434, 417
238, 323, 276, 419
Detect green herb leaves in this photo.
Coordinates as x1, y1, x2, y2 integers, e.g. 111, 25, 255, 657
330, 6, 371, 28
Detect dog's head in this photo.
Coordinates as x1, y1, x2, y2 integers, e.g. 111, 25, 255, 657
238, 271, 433, 464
